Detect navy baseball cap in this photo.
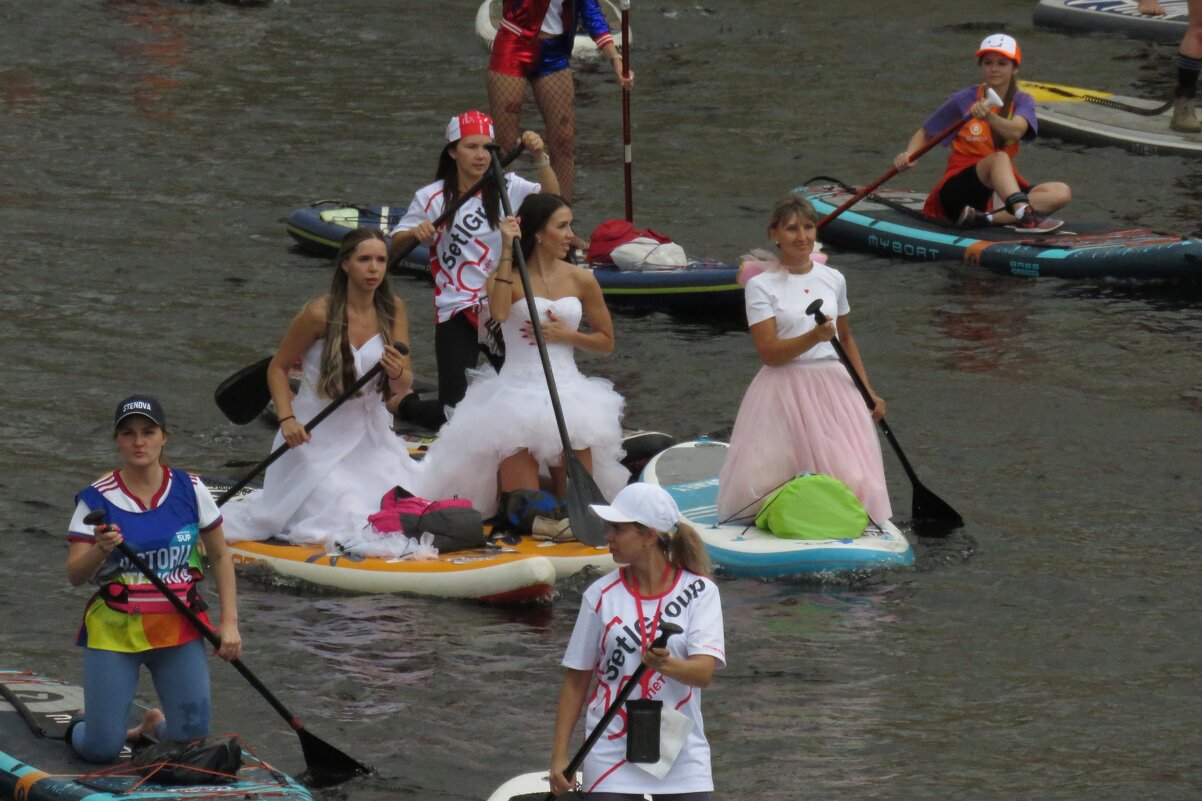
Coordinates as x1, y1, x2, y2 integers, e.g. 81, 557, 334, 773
114, 394, 167, 429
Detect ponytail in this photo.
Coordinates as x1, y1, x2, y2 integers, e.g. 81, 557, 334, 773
660, 520, 712, 578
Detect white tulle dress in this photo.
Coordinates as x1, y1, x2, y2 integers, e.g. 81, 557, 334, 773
221, 334, 426, 550
420, 296, 628, 517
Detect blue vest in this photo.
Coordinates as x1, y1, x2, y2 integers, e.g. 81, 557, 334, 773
77, 468, 203, 587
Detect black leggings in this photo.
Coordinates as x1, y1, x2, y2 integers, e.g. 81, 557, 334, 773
400, 312, 502, 431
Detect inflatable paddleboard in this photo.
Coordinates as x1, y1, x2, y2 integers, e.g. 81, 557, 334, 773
0, 670, 311, 801
1022, 80, 1201, 157
641, 440, 914, 578
799, 181, 1202, 280
475, 0, 626, 58
285, 203, 743, 316
1033, 0, 1189, 42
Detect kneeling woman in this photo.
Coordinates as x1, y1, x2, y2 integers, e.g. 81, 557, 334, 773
221, 228, 424, 547
67, 395, 241, 763
550, 484, 725, 798
716, 196, 891, 525
420, 193, 627, 517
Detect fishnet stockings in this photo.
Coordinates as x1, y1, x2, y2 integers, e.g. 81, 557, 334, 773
488, 68, 577, 203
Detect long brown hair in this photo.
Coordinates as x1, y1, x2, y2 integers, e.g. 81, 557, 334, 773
317, 228, 398, 400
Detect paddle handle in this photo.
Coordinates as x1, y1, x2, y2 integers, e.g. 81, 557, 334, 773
388, 144, 525, 269
549, 621, 683, 799
620, 0, 632, 223
216, 341, 408, 507
816, 87, 1002, 228
81, 510, 307, 732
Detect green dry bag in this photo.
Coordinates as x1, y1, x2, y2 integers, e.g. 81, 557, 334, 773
754, 473, 868, 540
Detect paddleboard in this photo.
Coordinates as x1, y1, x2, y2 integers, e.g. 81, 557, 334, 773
1022, 80, 1201, 157
485, 771, 649, 801
641, 440, 914, 578
475, 0, 626, 58
1033, 0, 1190, 42
798, 181, 1202, 280
284, 203, 744, 316
0, 670, 311, 801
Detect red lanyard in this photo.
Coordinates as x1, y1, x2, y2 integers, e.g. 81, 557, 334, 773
628, 563, 675, 696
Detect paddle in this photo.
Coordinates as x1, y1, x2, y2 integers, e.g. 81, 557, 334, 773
538, 620, 683, 801
805, 299, 963, 535
816, 87, 1003, 228
620, 0, 633, 222
215, 342, 408, 507
81, 509, 372, 787
214, 356, 274, 426
485, 144, 610, 547
213, 145, 524, 425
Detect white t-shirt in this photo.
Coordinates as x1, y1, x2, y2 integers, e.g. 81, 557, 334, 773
540, 0, 566, 35
68, 466, 223, 544
562, 568, 726, 795
393, 175, 541, 323
744, 262, 850, 364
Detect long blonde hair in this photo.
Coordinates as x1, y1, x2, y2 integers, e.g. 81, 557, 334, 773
317, 229, 397, 400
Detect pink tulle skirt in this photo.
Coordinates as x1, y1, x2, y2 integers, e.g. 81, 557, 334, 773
716, 359, 892, 523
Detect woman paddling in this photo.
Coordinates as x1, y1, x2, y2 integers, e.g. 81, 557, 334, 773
487, 0, 632, 203
550, 483, 724, 798
419, 193, 627, 518
392, 111, 557, 431
716, 196, 891, 525
894, 33, 1071, 232
221, 228, 425, 548
66, 395, 241, 763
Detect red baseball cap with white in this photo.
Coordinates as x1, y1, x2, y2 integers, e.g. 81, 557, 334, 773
446, 110, 495, 143
977, 33, 1021, 65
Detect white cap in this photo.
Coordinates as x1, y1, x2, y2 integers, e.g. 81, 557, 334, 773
590, 483, 681, 533
977, 33, 1021, 65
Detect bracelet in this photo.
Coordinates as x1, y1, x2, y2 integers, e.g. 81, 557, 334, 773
387, 367, 405, 381
494, 278, 513, 284
279, 415, 295, 424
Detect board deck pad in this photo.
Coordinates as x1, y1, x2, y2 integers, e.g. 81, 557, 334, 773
1022, 80, 1202, 157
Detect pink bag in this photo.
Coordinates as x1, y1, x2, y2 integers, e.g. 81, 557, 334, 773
368, 488, 485, 552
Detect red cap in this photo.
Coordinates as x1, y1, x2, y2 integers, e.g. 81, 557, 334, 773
446, 110, 495, 142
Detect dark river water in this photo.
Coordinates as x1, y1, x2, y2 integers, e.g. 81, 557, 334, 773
2, 1, 1201, 799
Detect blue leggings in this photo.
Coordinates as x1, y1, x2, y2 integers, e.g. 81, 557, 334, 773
71, 640, 211, 763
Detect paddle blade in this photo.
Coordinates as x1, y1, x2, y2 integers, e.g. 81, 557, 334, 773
565, 457, 610, 547
910, 482, 964, 538
214, 356, 273, 425
296, 727, 374, 788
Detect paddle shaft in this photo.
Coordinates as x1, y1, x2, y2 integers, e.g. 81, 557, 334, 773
387, 144, 525, 270
806, 301, 963, 530
804, 304, 927, 487
215, 342, 408, 507
485, 145, 608, 544
549, 621, 683, 800
620, 0, 633, 222
816, 87, 1003, 228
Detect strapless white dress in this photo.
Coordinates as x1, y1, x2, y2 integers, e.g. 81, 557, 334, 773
221, 334, 426, 549
420, 296, 628, 516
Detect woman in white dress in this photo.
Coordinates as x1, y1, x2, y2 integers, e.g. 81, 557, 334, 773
221, 229, 424, 548
421, 193, 627, 517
